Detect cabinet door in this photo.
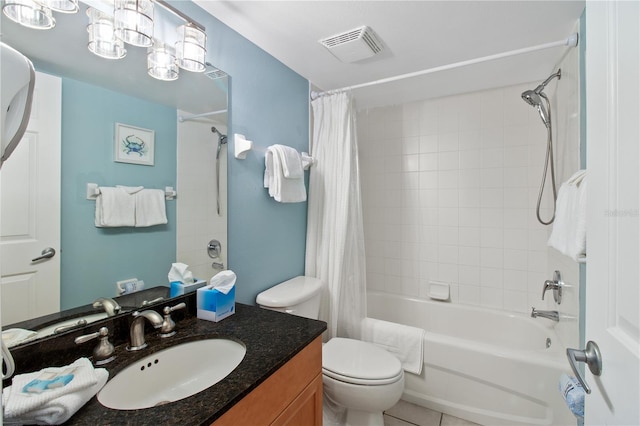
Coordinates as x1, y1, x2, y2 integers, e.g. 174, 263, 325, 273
272, 374, 322, 426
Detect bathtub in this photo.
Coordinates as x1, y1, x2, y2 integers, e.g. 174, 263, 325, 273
367, 291, 575, 426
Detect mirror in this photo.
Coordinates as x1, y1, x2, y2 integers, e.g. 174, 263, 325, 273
0, 2, 228, 345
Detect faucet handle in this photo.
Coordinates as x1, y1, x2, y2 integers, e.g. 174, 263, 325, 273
75, 327, 115, 365
541, 270, 563, 304
159, 302, 187, 338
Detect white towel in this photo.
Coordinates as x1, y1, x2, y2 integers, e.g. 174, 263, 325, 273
263, 145, 306, 203
1, 329, 37, 348
95, 186, 135, 227
3, 357, 108, 425
134, 188, 167, 227
548, 170, 587, 261
361, 317, 426, 375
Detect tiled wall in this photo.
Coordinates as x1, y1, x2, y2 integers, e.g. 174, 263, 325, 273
176, 116, 227, 282
358, 77, 579, 317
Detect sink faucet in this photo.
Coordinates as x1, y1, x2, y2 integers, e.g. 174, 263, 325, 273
128, 310, 163, 351
531, 307, 559, 322
93, 297, 122, 317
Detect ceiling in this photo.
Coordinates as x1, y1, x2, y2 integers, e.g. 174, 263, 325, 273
195, 0, 585, 109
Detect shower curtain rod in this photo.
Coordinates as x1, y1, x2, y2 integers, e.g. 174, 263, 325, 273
310, 33, 579, 100
178, 109, 228, 122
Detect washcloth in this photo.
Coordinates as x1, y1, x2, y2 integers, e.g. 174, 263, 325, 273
134, 188, 167, 227
2, 329, 37, 348
3, 357, 108, 425
361, 317, 426, 375
264, 145, 306, 203
548, 170, 587, 261
95, 186, 135, 227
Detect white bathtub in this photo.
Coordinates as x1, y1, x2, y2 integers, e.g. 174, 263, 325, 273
367, 291, 575, 426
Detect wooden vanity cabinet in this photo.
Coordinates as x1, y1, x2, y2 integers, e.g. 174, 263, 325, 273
213, 336, 323, 426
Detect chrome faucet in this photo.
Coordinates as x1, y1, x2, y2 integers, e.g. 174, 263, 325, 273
93, 297, 122, 317
127, 310, 163, 351
75, 326, 115, 365
531, 307, 559, 322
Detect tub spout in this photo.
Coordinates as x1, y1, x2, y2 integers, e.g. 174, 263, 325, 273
531, 307, 559, 322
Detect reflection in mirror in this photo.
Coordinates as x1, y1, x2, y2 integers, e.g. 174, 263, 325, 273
0, 1, 228, 346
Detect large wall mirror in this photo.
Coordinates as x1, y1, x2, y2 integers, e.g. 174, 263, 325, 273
0, 1, 228, 346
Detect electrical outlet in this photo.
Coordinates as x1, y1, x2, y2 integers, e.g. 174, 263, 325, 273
116, 278, 138, 296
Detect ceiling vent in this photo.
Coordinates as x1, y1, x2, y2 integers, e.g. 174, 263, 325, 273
319, 26, 384, 63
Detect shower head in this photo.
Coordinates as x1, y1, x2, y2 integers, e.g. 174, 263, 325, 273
521, 69, 561, 128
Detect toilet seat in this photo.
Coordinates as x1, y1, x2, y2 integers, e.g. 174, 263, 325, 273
322, 338, 403, 386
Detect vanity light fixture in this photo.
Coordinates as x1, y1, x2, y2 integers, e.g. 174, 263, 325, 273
113, 0, 154, 48
87, 7, 127, 60
147, 41, 179, 81
2, 0, 56, 30
33, 0, 78, 14
175, 23, 206, 72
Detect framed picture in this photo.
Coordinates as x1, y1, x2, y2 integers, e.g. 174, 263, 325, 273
114, 123, 155, 166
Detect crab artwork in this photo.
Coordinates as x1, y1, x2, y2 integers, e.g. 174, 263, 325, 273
122, 135, 146, 156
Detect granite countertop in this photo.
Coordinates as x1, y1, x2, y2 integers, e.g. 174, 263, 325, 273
5, 297, 326, 426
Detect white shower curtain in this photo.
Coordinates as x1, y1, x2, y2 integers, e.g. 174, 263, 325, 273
306, 91, 367, 340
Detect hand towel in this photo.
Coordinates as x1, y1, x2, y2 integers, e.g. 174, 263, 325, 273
3, 357, 108, 425
548, 170, 587, 261
134, 188, 167, 227
361, 317, 426, 375
95, 186, 135, 227
264, 145, 306, 203
2, 329, 37, 348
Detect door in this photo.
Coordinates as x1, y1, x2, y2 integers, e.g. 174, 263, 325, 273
0, 71, 61, 325
585, 1, 640, 424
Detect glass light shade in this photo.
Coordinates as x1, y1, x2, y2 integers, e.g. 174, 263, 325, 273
2, 0, 55, 29
113, 0, 153, 47
148, 43, 179, 81
87, 8, 126, 60
33, 0, 78, 13
175, 24, 206, 72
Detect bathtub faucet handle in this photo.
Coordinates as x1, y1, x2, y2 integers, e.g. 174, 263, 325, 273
541, 270, 563, 304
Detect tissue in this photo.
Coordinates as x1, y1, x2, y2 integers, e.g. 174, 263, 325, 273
197, 270, 236, 322
168, 263, 205, 297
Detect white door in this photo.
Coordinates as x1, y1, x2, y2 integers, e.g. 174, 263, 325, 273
0, 71, 61, 325
584, 1, 640, 424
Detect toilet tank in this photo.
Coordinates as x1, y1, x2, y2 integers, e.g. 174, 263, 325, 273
256, 276, 323, 320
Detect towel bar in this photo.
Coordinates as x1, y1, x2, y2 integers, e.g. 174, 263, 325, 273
86, 183, 176, 200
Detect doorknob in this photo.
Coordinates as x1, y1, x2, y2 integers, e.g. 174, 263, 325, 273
566, 341, 602, 394
31, 247, 56, 262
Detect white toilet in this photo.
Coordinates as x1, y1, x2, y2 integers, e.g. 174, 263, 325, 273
256, 276, 404, 426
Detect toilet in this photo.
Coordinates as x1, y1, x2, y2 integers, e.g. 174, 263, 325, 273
256, 276, 404, 426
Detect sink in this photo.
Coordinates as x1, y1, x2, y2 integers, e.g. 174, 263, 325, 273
98, 338, 246, 410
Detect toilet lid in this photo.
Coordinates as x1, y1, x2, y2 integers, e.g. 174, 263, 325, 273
322, 338, 403, 385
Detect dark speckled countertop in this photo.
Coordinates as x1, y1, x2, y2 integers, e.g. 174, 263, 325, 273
4, 293, 326, 426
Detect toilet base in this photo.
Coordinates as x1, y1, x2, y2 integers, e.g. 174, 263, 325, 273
346, 409, 384, 426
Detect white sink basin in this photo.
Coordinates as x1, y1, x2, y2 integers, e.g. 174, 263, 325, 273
98, 338, 246, 410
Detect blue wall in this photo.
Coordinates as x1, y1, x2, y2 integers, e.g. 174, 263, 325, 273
173, 2, 310, 305
60, 78, 177, 309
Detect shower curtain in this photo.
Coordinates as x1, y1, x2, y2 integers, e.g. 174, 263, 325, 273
306, 91, 367, 340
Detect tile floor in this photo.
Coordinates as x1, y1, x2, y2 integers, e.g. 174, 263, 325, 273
384, 400, 481, 426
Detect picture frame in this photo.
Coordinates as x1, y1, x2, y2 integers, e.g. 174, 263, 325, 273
114, 123, 155, 166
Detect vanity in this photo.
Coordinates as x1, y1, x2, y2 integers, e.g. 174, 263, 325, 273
3, 291, 326, 425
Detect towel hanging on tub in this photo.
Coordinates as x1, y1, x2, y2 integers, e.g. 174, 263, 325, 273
547, 170, 587, 261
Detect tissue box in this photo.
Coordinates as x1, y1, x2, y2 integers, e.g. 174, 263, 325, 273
197, 286, 235, 322
170, 279, 207, 297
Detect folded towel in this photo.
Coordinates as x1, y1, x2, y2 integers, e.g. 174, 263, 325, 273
361, 317, 426, 375
3, 357, 108, 425
95, 186, 135, 227
548, 170, 587, 261
134, 188, 167, 227
115, 185, 144, 195
264, 145, 306, 203
2, 329, 37, 348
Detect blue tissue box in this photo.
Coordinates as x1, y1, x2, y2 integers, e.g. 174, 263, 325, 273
170, 279, 206, 297
197, 286, 235, 322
